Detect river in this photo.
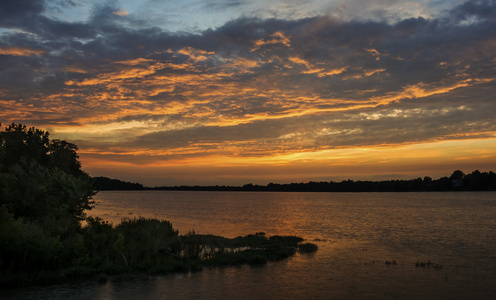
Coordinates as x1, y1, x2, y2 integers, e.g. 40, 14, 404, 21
2, 191, 496, 299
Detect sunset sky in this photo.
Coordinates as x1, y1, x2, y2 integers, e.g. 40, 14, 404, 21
1, 0, 495, 186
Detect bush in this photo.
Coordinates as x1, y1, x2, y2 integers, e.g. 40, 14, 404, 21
299, 243, 318, 253
116, 217, 179, 266
0, 207, 64, 271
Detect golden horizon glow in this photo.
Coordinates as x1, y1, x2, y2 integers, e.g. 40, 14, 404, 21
79, 137, 496, 186
2, 0, 496, 185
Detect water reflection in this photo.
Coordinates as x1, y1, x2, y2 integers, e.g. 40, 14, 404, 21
2, 192, 496, 299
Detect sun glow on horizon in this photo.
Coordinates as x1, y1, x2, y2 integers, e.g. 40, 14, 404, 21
77, 137, 496, 186
2, 0, 496, 186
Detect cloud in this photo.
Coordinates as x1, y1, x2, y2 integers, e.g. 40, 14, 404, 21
251, 31, 291, 51
200, 1, 248, 12
448, 0, 496, 23
1, 0, 495, 183
0, 0, 44, 21
0, 46, 46, 56
330, 0, 433, 22
112, 8, 129, 17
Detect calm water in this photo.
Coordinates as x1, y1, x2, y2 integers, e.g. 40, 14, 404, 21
2, 191, 496, 299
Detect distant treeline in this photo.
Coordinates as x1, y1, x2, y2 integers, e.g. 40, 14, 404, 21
96, 170, 496, 192
93, 176, 144, 190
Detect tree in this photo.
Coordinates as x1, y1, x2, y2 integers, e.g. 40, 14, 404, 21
0, 123, 50, 170
0, 123, 95, 223
449, 170, 465, 180
0, 123, 84, 178
48, 139, 84, 177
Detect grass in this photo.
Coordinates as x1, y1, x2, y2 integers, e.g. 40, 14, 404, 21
0, 218, 318, 287
299, 243, 319, 253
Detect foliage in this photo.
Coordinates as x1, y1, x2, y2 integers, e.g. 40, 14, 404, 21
0, 123, 84, 177
0, 207, 64, 271
93, 176, 145, 190
115, 217, 179, 268
153, 169, 496, 192
299, 242, 319, 253
0, 123, 95, 223
0, 123, 50, 170
0, 160, 95, 223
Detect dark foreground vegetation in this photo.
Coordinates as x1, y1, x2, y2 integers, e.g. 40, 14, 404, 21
0, 123, 316, 287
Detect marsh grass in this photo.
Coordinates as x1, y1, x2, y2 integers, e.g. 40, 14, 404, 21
0, 217, 317, 287
299, 242, 319, 253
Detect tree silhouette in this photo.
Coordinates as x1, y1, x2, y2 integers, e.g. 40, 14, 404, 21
48, 139, 84, 177
0, 123, 50, 169
0, 123, 95, 222
0, 123, 84, 178
449, 170, 465, 180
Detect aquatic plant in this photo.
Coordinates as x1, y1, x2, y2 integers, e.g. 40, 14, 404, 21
299, 243, 319, 253
415, 260, 443, 269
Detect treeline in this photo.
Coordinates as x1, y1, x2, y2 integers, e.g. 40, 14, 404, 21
152, 170, 496, 192
93, 176, 144, 190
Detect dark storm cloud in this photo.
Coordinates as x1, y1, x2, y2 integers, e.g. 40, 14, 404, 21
0, 0, 44, 23
449, 0, 496, 21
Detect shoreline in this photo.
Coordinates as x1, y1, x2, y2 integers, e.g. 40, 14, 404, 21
0, 224, 317, 288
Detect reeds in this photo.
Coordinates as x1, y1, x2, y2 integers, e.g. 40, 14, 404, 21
0, 216, 317, 286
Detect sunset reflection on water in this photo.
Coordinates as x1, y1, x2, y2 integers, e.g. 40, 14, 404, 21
4, 191, 494, 299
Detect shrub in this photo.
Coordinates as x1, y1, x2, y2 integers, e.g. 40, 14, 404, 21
299, 243, 318, 253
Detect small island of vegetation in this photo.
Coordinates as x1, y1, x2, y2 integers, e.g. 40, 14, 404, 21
0, 123, 316, 287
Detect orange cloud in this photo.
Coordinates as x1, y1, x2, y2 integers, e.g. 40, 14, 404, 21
63, 65, 89, 73
65, 60, 167, 86
372, 77, 494, 105
177, 47, 215, 62
288, 56, 347, 77
0, 46, 46, 56
252, 32, 291, 51
115, 58, 155, 65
